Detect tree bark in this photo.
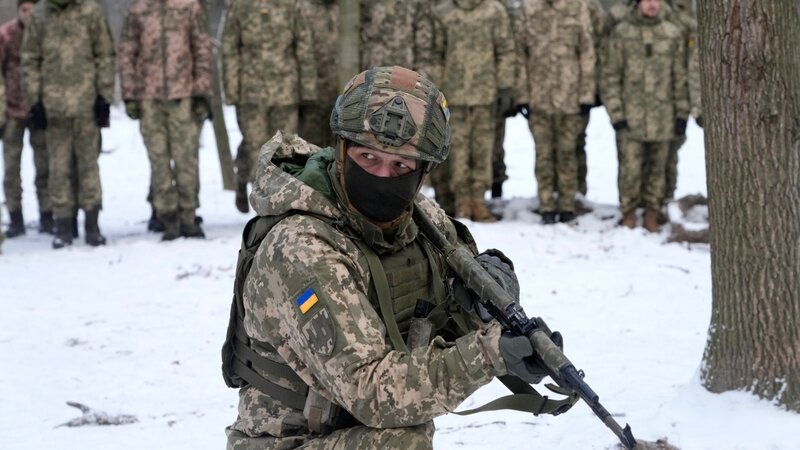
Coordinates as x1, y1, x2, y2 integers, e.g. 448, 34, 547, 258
698, 0, 800, 411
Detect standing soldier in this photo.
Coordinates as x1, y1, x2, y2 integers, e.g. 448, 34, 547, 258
298, 0, 338, 148
602, 0, 688, 232
430, 0, 516, 223
0, 70, 4, 251
516, 0, 596, 224
223, 0, 318, 214
360, 0, 434, 77
1, 0, 52, 238
118, 0, 213, 241
21, 0, 115, 249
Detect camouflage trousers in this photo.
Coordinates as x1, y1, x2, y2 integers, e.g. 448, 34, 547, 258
492, 112, 507, 185
236, 104, 298, 183
140, 99, 201, 217
576, 113, 591, 196
226, 421, 434, 450
530, 112, 582, 213
618, 135, 669, 214
448, 105, 494, 204
428, 158, 454, 216
46, 115, 102, 218
664, 134, 686, 202
3, 117, 49, 212
299, 99, 336, 149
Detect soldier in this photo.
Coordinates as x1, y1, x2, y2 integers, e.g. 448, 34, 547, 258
21, 0, 115, 248
223, 0, 318, 214
430, 0, 516, 222
298, 0, 338, 149
118, 0, 213, 240
516, 0, 596, 224
360, 0, 434, 77
224, 66, 547, 449
1, 0, 52, 238
602, 0, 689, 232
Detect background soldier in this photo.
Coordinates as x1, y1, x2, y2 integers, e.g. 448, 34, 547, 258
360, 0, 434, 76
0, 70, 4, 251
118, 0, 213, 241
430, 0, 516, 223
298, 0, 338, 148
21, 0, 115, 248
516, 0, 596, 224
602, 0, 689, 232
1, 0, 51, 237
222, 0, 317, 214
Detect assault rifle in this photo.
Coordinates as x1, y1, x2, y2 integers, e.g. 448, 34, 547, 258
413, 207, 638, 450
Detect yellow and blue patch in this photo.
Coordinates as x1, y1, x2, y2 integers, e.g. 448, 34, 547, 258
439, 93, 450, 123
296, 287, 319, 314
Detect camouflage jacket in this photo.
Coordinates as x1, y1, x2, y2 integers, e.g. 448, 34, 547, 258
360, 0, 434, 79
298, 0, 339, 106
227, 133, 505, 442
516, 0, 596, 114
117, 0, 213, 101
602, 10, 689, 142
664, 1, 701, 118
431, 0, 516, 106
222, 0, 317, 106
21, 0, 115, 117
0, 19, 28, 119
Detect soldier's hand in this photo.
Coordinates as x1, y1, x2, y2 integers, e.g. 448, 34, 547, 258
192, 96, 212, 122
695, 116, 703, 128
28, 102, 47, 130
579, 103, 593, 116
124, 100, 141, 121
674, 118, 687, 135
94, 96, 111, 128
496, 87, 516, 118
499, 333, 548, 384
612, 120, 628, 131
516, 103, 530, 120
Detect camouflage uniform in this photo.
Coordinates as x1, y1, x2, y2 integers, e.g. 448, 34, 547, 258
225, 133, 506, 450
430, 0, 516, 220
516, 0, 596, 216
222, 0, 318, 186
2, 17, 50, 221
602, 8, 689, 217
360, 0, 434, 77
20, 0, 114, 221
298, 0, 338, 148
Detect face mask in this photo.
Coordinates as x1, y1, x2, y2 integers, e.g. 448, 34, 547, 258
48, 0, 73, 9
343, 155, 424, 223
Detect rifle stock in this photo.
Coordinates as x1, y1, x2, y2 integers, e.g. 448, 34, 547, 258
413, 206, 637, 450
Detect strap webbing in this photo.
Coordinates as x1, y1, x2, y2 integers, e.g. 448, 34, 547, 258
453, 375, 579, 417
231, 358, 308, 411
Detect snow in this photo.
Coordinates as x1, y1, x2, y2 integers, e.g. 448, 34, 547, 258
2, 106, 799, 450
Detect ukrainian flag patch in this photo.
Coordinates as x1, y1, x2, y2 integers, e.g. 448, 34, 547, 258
296, 287, 319, 314
439, 93, 450, 123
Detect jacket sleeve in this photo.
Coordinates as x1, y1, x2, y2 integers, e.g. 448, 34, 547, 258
600, 28, 625, 124
20, 13, 43, 107
493, 4, 517, 92
577, 3, 596, 106
671, 32, 689, 121
91, 8, 116, 102
190, 2, 213, 97
294, 3, 318, 103
245, 216, 506, 429
117, 9, 140, 101
221, 1, 240, 105
412, 0, 434, 80
514, 3, 530, 105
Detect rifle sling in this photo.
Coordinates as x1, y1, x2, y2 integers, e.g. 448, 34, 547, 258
453, 375, 579, 417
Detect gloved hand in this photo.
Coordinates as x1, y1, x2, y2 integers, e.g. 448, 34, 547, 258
612, 120, 628, 131
192, 96, 212, 122
674, 118, 687, 135
579, 103, 593, 116
516, 103, 530, 120
94, 96, 111, 128
124, 100, 141, 120
29, 102, 47, 130
499, 333, 548, 384
695, 116, 703, 128
453, 249, 519, 322
496, 87, 516, 118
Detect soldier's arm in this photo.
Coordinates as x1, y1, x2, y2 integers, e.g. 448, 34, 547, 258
91, 7, 116, 103
671, 33, 690, 121
117, 8, 140, 100
412, 0, 434, 79
577, 4, 597, 106
247, 216, 505, 429
686, 20, 702, 118
600, 31, 624, 123
20, 13, 43, 107
514, 3, 530, 105
492, 4, 517, 92
294, 3, 317, 103
221, 1, 240, 105
190, 1, 213, 97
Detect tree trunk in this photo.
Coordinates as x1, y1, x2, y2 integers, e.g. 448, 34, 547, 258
698, 0, 800, 411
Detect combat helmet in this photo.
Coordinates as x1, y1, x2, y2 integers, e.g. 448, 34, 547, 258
330, 66, 451, 168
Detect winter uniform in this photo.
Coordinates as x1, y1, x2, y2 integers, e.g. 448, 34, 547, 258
360, 0, 434, 77
516, 0, 596, 219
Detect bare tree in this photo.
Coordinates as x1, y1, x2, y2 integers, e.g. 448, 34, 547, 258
698, 0, 800, 412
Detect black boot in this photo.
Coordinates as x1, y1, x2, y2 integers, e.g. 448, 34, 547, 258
160, 211, 181, 241
71, 214, 79, 238
541, 212, 557, 225
52, 217, 73, 249
84, 208, 107, 246
235, 182, 249, 213
147, 206, 165, 232
491, 182, 503, 199
6, 210, 25, 238
558, 211, 577, 223
39, 211, 55, 234
180, 210, 205, 239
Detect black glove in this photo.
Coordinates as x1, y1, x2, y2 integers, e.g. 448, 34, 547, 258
516, 103, 530, 120
612, 120, 628, 131
192, 96, 212, 122
453, 249, 519, 323
695, 116, 703, 128
94, 96, 111, 128
29, 102, 47, 130
124, 100, 141, 120
674, 118, 687, 135
579, 103, 593, 116
499, 333, 548, 384
496, 87, 516, 118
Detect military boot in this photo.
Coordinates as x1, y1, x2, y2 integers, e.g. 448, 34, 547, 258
541, 211, 557, 225
6, 210, 25, 238
436, 193, 455, 217
455, 199, 472, 221
147, 206, 165, 232
84, 208, 107, 246
491, 182, 503, 199
558, 211, 577, 223
619, 211, 637, 229
235, 182, 249, 213
52, 217, 73, 249
643, 209, 661, 233
471, 199, 497, 223
71, 214, 79, 238
160, 211, 181, 241
39, 211, 55, 234
180, 210, 205, 239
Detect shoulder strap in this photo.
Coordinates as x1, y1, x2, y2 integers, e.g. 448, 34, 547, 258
453, 376, 579, 417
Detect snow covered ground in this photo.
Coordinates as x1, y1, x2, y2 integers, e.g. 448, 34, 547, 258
1, 106, 798, 450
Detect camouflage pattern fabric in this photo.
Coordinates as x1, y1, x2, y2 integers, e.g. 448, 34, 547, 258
3, 118, 49, 213
576, 113, 590, 196
663, 134, 685, 201
531, 113, 582, 213
222, 0, 317, 107
601, 9, 689, 142
46, 116, 101, 218
429, 159, 455, 216
618, 135, 668, 213
0, 64, 4, 123
235, 104, 299, 183
431, 0, 516, 106
492, 112, 508, 186
360, 0, 434, 78
140, 99, 201, 217
0, 19, 30, 120
665, 0, 701, 118
20, 0, 115, 117
448, 105, 494, 203
516, 0, 596, 115
117, 0, 213, 101
226, 133, 505, 448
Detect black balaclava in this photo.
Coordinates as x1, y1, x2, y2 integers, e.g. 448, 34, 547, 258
343, 154, 425, 224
